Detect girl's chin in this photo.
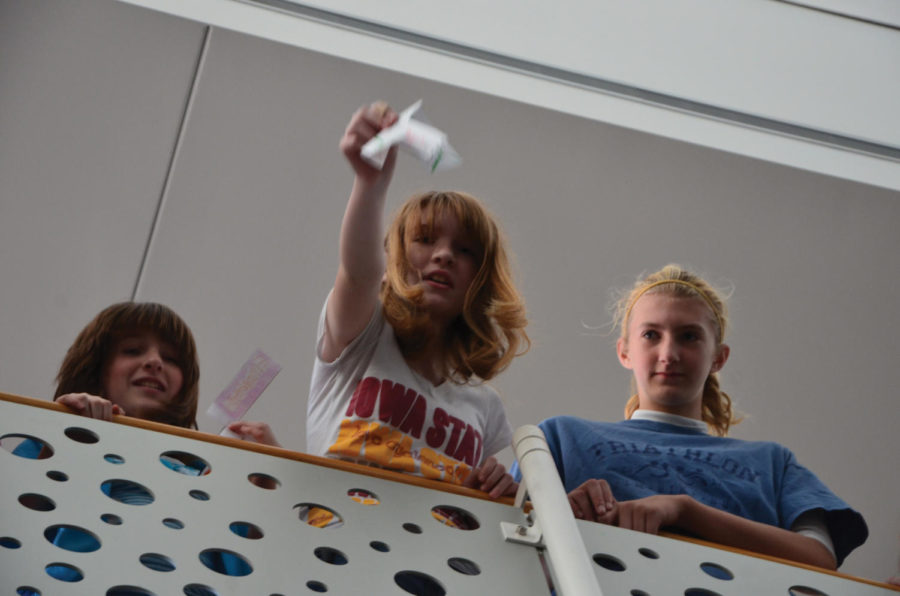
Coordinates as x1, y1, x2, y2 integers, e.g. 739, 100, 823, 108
125, 401, 168, 420
421, 300, 462, 320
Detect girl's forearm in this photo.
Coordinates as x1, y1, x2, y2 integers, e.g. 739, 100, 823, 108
338, 176, 388, 285
677, 496, 837, 569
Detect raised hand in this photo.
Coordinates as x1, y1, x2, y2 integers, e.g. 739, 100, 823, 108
339, 101, 399, 187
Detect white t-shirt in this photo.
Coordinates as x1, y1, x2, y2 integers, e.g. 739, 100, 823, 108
307, 296, 512, 485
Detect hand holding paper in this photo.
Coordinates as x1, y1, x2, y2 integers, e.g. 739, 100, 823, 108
360, 100, 461, 173
207, 349, 281, 436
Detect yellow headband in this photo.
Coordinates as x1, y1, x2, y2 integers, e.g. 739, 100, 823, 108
624, 279, 724, 340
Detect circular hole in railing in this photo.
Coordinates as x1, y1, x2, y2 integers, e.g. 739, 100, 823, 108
189, 490, 210, 501
370, 540, 390, 552
638, 547, 659, 559
314, 546, 348, 565
106, 587, 157, 595
19, 493, 56, 512
140, 553, 176, 572
101, 479, 154, 505
160, 451, 211, 476
306, 581, 327, 593
788, 587, 829, 596
1, 434, 54, 459
183, 584, 218, 596
65, 427, 99, 444
700, 561, 733, 581
45, 562, 83, 582
44, 524, 101, 552
163, 518, 184, 530
2, 537, 22, 549
47, 470, 68, 481
448, 557, 480, 575
430, 505, 479, 530
684, 589, 723, 596
294, 504, 344, 529
17, 587, 41, 595
248, 473, 280, 489
348, 488, 379, 505
198, 548, 253, 576
229, 521, 263, 539
394, 571, 446, 596
592, 553, 626, 572
402, 522, 423, 534
104, 453, 125, 464
101, 513, 123, 525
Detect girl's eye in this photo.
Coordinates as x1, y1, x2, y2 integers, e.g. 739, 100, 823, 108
641, 330, 659, 340
681, 331, 701, 342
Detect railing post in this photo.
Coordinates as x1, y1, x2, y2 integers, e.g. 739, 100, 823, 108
512, 424, 603, 596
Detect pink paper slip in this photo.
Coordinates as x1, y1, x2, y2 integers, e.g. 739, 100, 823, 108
207, 349, 281, 431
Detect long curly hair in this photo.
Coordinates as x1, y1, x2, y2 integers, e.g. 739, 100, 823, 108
382, 191, 529, 382
54, 302, 199, 428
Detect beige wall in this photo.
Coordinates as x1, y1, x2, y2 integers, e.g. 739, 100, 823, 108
1, 0, 898, 582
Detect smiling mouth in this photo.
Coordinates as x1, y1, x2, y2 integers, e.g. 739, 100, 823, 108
134, 379, 165, 391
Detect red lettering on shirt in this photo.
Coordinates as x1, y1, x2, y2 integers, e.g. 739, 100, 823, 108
377, 380, 425, 438
426, 408, 448, 447
398, 395, 426, 437
445, 415, 466, 455
453, 425, 483, 466
347, 377, 380, 417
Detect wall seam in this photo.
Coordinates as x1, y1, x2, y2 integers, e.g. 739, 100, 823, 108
131, 25, 212, 300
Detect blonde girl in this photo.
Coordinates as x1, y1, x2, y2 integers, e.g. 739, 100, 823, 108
527, 265, 867, 568
306, 102, 529, 497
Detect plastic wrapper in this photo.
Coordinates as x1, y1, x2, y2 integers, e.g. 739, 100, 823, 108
361, 99, 461, 173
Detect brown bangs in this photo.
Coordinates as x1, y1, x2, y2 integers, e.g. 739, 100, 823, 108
108, 304, 196, 369
400, 191, 496, 272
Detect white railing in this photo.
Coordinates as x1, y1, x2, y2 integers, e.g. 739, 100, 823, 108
1, 393, 896, 596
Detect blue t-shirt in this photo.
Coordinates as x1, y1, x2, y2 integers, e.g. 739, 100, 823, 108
512, 415, 867, 567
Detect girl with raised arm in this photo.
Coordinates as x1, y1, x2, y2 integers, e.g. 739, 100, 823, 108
307, 102, 529, 497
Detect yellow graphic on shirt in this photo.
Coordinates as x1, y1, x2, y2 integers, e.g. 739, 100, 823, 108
307, 508, 338, 528
347, 489, 380, 505
297, 504, 343, 529
328, 418, 471, 483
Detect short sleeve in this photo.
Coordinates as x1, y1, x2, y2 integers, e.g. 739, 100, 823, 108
779, 449, 868, 567
306, 294, 384, 453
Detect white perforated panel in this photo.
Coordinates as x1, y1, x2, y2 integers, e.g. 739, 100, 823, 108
0, 398, 546, 596
572, 509, 896, 596
3, 397, 894, 596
